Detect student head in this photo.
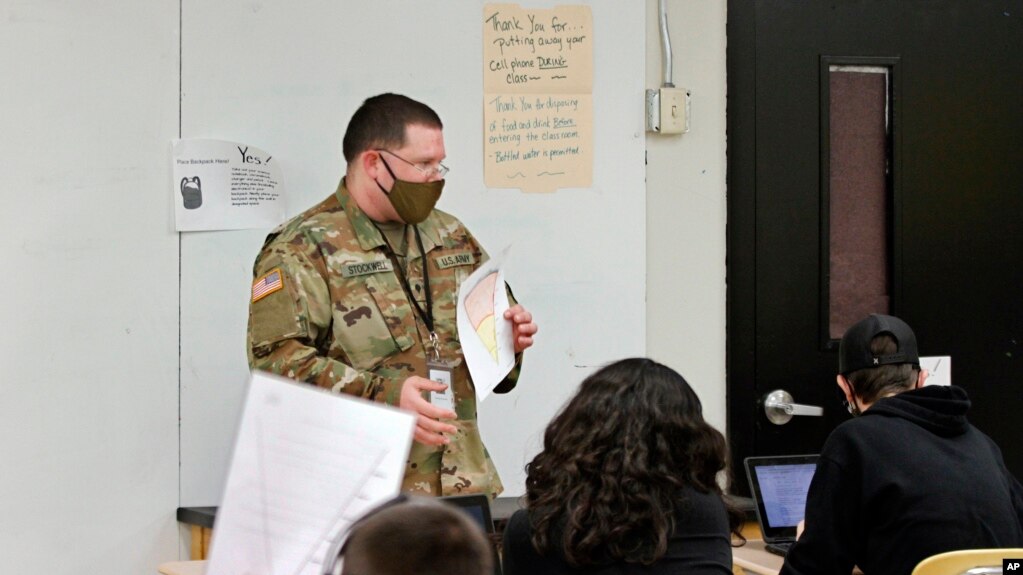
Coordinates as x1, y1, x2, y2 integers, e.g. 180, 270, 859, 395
342, 93, 444, 164
524, 357, 742, 566
837, 314, 927, 415
339, 495, 493, 575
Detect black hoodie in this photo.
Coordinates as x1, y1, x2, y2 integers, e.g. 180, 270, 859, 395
781, 386, 1023, 575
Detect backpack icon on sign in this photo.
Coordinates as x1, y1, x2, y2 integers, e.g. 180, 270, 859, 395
181, 176, 202, 209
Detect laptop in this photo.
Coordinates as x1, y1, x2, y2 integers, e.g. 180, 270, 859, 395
744, 454, 819, 557
440, 494, 496, 535
324, 494, 500, 575
440, 494, 502, 575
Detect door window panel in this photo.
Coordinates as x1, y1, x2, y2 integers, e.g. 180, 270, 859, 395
825, 65, 892, 340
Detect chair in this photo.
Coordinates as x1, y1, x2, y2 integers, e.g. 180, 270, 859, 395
911, 549, 1023, 575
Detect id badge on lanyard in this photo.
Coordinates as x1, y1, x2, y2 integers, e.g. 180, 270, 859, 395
427, 358, 457, 414
426, 332, 457, 414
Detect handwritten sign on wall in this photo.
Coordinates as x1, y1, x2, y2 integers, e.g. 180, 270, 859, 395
483, 4, 593, 193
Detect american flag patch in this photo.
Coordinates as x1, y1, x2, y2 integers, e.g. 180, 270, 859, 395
251, 268, 284, 303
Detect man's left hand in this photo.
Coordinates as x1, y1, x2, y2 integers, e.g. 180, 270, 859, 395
504, 304, 538, 353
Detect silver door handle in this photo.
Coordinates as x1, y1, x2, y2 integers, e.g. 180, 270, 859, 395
764, 389, 823, 425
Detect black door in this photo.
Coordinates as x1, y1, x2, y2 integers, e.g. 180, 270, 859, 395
727, 0, 1023, 495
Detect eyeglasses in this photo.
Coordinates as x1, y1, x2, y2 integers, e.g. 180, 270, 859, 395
377, 149, 449, 179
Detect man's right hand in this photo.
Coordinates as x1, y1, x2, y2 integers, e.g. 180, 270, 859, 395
398, 375, 458, 446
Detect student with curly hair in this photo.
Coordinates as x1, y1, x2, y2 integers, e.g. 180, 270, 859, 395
502, 357, 743, 574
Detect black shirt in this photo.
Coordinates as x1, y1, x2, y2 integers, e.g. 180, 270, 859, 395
502, 487, 733, 575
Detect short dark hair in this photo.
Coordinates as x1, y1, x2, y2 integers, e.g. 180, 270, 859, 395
340, 496, 492, 575
524, 358, 744, 567
341, 93, 443, 162
845, 333, 919, 404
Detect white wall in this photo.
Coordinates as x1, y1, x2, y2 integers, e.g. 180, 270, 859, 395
179, 0, 647, 505
0, 1, 729, 571
0, 2, 180, 574
644, 0, 728, 434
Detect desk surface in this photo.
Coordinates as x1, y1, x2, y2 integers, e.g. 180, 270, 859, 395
175, 497, 524, 529
177, 494, 755, 528
733, 540, 784, 575
160, 542, 779, 575
158, 560, 206, 575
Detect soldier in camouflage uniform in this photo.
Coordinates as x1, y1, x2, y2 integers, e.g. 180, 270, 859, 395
247, 93, 538, 498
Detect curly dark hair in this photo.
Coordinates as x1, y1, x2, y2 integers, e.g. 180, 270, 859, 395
524, 357, 743, 567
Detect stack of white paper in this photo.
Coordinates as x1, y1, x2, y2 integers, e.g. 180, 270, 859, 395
205, 371, 415, 575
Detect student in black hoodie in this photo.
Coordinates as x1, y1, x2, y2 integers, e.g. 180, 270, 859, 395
781, 314, 1023, 575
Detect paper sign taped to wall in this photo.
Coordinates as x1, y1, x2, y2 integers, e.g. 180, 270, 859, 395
172, 138, 287, 231
920, 356, 952, 386
482, 4, 594, 192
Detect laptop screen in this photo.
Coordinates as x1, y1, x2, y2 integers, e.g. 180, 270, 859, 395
440, 494, 502, 575
744, 454, 818, 542
439, 494, 495, 534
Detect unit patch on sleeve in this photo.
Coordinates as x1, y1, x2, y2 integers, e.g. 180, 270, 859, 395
251, 268, 284, 303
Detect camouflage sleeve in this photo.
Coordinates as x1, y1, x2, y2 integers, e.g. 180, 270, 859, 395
246, 239, 384, 399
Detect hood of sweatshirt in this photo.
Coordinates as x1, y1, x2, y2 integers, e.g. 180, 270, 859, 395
864, 385, 971, 437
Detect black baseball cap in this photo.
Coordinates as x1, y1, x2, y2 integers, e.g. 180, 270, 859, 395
839, 314, 920, 375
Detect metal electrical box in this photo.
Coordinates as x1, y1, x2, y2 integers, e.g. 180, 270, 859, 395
645, 87, 690, 134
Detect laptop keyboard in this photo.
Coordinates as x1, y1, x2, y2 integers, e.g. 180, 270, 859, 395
765, 541, 793, 556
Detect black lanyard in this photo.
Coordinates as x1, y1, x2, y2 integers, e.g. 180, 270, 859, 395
378, 224, 434, 335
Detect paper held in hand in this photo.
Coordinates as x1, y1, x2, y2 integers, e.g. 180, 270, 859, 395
456, 245, 516, 401
204, 371, 415, 575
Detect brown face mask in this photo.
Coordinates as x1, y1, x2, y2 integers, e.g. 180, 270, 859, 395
375, 157, 444, 224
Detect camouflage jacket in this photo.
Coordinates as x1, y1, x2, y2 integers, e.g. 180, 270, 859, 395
247, 179, 520, 497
